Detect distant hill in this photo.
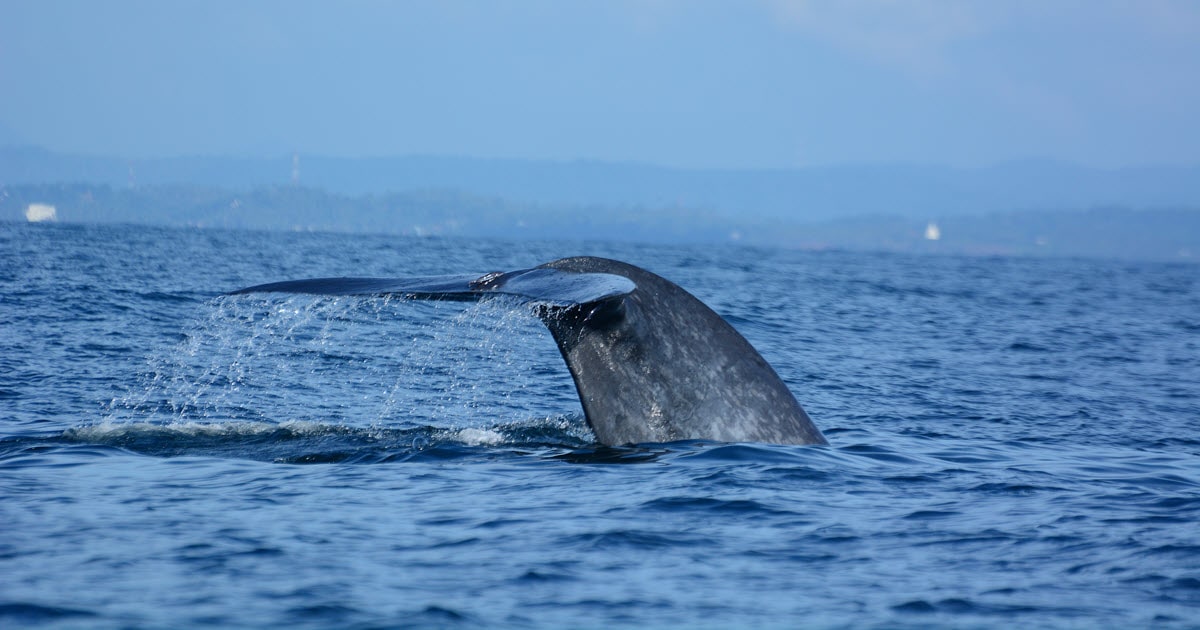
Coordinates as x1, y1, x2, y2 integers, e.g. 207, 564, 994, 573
3, 182, 1196, 263
4, 146, 1200, 222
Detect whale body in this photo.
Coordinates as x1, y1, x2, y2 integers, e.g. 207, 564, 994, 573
231, 256, 827, 446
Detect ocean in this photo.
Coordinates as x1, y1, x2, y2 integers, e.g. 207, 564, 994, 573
2, 221, 1198, 628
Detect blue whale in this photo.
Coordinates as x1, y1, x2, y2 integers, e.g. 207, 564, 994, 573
231, 256, 827, 446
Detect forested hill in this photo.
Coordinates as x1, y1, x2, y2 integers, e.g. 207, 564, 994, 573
4, 182, 1197, 263
4, 146, 1200, 223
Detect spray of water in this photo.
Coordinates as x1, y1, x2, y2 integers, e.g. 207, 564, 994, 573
96, 293, 591, 454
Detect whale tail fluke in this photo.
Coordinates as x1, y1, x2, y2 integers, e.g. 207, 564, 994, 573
229, 268, 635, 309
230, 257, 826, 447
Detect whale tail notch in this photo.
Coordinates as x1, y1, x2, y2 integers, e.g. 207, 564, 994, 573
229, 257, 827, 446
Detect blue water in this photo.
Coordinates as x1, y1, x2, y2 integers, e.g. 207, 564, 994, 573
2, 221, 1199, 628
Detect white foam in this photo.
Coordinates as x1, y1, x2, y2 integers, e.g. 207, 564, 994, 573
452, 427, 506, 446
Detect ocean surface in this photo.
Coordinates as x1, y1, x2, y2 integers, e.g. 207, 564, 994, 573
2, 221, 1198, 629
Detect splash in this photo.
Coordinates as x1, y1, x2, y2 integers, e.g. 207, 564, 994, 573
101, 293, 584, 445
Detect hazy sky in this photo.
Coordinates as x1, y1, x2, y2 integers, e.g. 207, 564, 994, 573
2, 0, 1199, 168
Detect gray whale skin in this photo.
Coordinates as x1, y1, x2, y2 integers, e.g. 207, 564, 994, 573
230, 256, 827, 447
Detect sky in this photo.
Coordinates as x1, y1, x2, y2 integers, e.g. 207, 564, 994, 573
2, 0, 1199, 169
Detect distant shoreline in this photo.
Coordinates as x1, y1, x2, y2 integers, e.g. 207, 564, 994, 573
3, 182, 1196, 264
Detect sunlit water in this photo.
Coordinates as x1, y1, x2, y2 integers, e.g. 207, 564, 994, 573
2, 221, 1198, 628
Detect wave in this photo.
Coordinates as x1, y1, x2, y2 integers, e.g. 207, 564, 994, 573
54, 416, 597, 464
